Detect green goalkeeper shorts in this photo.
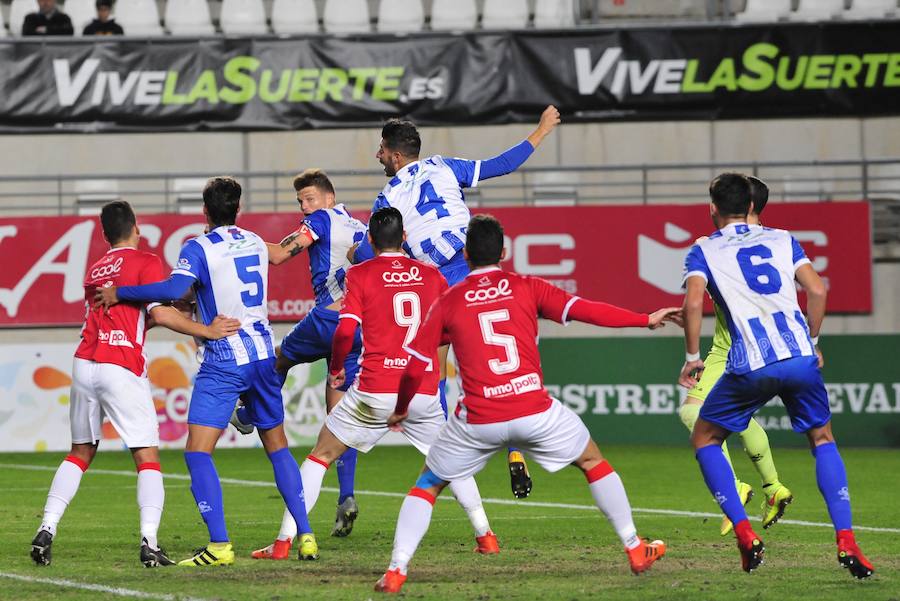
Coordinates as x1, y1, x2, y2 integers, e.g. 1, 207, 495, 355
686, 348, 728, 404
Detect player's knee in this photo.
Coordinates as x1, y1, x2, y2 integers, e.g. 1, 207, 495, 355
415, 468, 447, 494
806, 423, 835, 448
690, 418, 724, 449
69, 443, 97, 465
678, 402, 701, 432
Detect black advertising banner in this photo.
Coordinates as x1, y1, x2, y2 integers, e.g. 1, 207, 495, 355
1, 22, 899, 132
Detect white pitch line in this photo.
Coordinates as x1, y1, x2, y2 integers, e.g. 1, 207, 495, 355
2, 462, 898, 534
0, 572, 207, 601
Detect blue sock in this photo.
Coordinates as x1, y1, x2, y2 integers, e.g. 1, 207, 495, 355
268, 447, 313, 535
695, 444, 748, 526
438, 377, 448, 419
184, 451, 229, 543
336, 448, 357, 504
812, 442, 852, 532
508, 447, 521, 455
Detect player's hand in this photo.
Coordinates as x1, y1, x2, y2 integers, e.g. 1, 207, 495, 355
648, 307, 683, 329
679, 359, 705, 389
538, 105, 561, 133
207, 315, 241, 340
347, 243, 360, 264
815, 345, 824, 368
94, 285, 119, 310
387, 411, 409, 432
328, 369, 346, 390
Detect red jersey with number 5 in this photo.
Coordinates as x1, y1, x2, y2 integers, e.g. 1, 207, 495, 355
340, 253, 447, 394
406, 267, 577, 424
75, 248, 166, 377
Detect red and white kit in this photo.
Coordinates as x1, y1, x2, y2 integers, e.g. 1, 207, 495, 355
402, 267, 650, 481
71, 248, 166, 448
328, 253, 448, 453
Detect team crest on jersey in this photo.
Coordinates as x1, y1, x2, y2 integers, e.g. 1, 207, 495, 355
465, 279, 512, 303
177, 257, 191, 270
477, 276, 492, 287
391, 260, 404, 269
382, 266, 422, 284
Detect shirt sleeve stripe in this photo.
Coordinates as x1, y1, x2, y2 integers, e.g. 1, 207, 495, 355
403, 346, 433, 369
793, 257, 812, 270
471, 160, 482, 188
561, 296, 581, 326
340, 313, 362, 324
171, 269, 197, 279
682, 270, 708, 284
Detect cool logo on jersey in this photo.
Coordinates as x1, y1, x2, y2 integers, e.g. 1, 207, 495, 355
382, 266, 422, 284
90, 257, 124, 280
465, 279, 512, 303
483, 372, 542, 398
98, 329, 134, 348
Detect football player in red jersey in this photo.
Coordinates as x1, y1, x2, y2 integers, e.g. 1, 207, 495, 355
31, 201, 239, 568
253, 207, 499, 559
374, 214, 683, 593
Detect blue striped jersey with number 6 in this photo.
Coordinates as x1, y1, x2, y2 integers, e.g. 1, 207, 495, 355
682, 223, 816, 375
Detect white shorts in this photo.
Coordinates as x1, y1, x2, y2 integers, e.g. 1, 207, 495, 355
70, 357, 159, 448
426, 398, 591, 482
325, 387, 445, 454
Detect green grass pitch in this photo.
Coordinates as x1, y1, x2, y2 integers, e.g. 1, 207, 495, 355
0, 444, 896, 600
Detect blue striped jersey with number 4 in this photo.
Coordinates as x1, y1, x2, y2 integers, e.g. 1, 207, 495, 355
682, 223, 816, 374
372, 155, 479, 268
172, 225, 275, 366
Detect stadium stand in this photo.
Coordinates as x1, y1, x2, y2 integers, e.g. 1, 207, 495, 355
220, 0, 268, 34
271, 0, 318, 34
8, 0, 37, 36
376, 0, 424, 33
481, 0, 530, 30
733, 0, 793, 22
843, 0, 898, 19
430, 0, 478, 31
788, 0, 845, 21
323, 0, 371, 33
64, 0, 96, 35
0, 2, 6, 36
535, 0, 576, 28
595, 0, 708, 20
165, 0, 216, 35
115, 0, 164, 36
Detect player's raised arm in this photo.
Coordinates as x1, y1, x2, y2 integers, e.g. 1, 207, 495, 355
390, 300, 445, 425
267, 225, 316, 266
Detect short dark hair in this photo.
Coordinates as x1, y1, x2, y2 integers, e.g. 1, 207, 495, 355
100, 200, 136, 245
466, 214, 505, 268
748, 175, 769, 215
369, 207, 404, 250
292, 168, 335, 196
709, 173, 752, 217
202, 176, 242, 227
96, 0, 113, 8
381, 118, 421, 158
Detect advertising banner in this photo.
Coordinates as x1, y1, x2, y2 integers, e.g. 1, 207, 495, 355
1, 22, 899, 132
2, 335, 897, 453
0, 201, 872, 327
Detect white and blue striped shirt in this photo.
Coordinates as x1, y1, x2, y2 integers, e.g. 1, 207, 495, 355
683, 223, 815, 375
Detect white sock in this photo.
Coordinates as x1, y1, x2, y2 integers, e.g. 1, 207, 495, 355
276, 457, 328, 541
587, 463, 640, 550
449, 477, 491, 536
137, 465, 164, 550
388, 491, 435, 575
40, 457, 86, 536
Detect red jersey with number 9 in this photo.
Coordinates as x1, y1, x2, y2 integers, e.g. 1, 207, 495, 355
406, 267, 577, 424
339, 253, 447, 394
75, 248, 166, 377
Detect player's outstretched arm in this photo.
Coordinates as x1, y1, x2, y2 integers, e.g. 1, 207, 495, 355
95, 273, 195, 308
390, 355, 429, 430
267, 227, 315, 265
795, 263, 827, 367
526, 105, 561, 149
149, 306, 241, 340
678, 276, 706, 389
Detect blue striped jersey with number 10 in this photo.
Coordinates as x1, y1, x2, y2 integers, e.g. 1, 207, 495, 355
373, 155, 480, 268
172, 225, 275, 367
683, 223, 815, 375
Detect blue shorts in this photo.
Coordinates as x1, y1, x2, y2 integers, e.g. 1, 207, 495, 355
189, 357, 286, 430
439, 252, 470, 286
279, 305, 362, 392
700, 355, 831, 434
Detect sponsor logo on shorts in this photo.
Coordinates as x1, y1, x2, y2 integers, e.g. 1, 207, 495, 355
90, 257, 123, 280
382, 266, 422, 284
383, 356, 409, 369
482, 372, 542, 398
99, 329, 135, 348
465, 279, 512, 303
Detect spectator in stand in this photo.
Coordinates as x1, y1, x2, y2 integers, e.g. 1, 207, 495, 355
84, 0, 124, 36
22, 0, 74, 36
